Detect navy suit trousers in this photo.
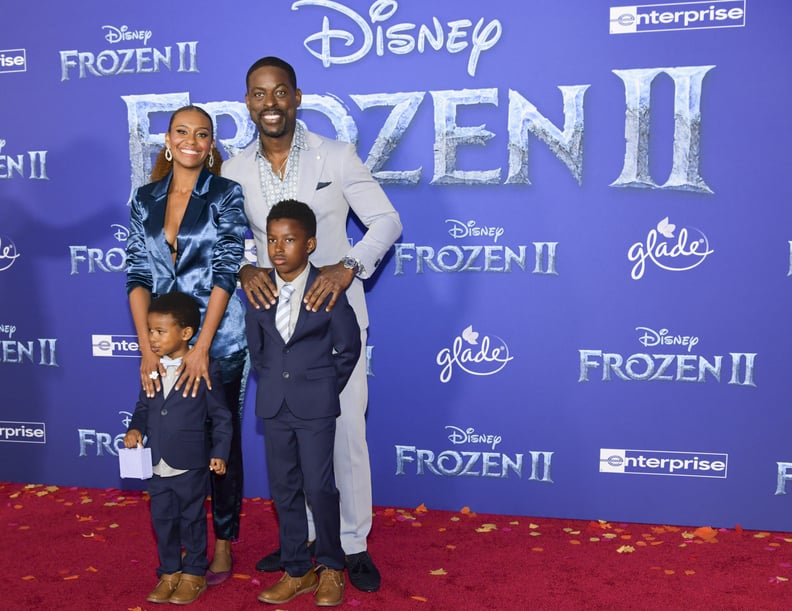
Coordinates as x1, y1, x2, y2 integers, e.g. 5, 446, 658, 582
264, 403, 343, 575
148, 468, 210, 577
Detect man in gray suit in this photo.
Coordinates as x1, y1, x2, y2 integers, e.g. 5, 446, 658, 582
222, 56, 402, 593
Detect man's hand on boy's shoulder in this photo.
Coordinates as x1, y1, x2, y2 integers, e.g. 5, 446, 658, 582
304, 262, 355, 313
240, 264, 277, 310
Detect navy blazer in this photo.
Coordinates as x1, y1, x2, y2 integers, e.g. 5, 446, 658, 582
128, 361, 232, 470
126, 168, 248, 358
245, 265, 361, 420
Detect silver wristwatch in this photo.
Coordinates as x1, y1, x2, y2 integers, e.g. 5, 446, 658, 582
342, 255, 363, 276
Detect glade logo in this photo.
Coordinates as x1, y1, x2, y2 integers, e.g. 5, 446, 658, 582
600, 448, 728, 478
102, 25, 153, 45
292, 0, 502, 77
436, 325, 513, 383
610, 1, 746, 34
446, 219, 505, 243
628, 217, 714, 280
446, 425, 503, 450
0, 421, 46, 444
0, 234, 20, 272
0, 49, 26, 73
636, 326, 699, 353
92, 334, 139, 357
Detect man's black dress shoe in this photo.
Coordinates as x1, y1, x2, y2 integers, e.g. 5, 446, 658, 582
345, 551, 381, 592
255, 541, 316, 572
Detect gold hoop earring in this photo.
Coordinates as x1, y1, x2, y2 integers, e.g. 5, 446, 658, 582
165, 147, 172, 162
207, 152, 215, 167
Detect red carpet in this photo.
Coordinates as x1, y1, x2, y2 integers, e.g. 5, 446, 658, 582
2, 481, 790, 610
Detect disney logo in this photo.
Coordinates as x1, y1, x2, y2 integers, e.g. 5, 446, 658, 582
111, 224, 130, 242
0, 235, 21, 272
119, 411, 133, 428
445, 426, 502, 450
627, 217, 714, 280
436, 325, 513, 383
636, 327, 699, 353
102, 25, 152, 46
446, 219, 505, 243
0, 324, 17, 339
293, 0, 502, 77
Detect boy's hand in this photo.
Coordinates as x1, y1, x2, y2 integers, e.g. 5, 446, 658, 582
124, 430, 143, 448
209, 458, 227, 476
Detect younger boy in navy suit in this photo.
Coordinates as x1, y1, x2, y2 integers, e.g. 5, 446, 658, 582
124, 291, 232, 605
246, 199, 361, 607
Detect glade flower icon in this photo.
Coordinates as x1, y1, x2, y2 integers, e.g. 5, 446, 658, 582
657, 217, 676, 239
462, 325, 479, 345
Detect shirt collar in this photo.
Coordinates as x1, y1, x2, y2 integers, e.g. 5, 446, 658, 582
275, 263, 311, 297
256, 120, 308, 159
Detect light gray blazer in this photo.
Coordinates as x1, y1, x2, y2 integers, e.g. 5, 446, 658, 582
223, 126, 402, 329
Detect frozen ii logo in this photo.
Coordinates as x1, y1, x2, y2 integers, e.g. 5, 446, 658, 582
436, 325, 513, 383
628, 217, 714, 280
292, 0, 502, 76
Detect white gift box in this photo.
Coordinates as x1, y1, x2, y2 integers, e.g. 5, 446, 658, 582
119, 445, 153, 479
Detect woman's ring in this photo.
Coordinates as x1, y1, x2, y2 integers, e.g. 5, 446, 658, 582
149, 371, 159, 380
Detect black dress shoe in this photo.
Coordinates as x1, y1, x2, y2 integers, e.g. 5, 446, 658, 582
255, 547, 282, 572
345, 551, 381, 592
256, 541, 316, 572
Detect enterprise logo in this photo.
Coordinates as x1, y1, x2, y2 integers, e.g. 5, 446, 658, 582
91, 334, 139, 357
600, 448, 728, 478
0, 49, 27, 73
610, 1, 746, 34
0, 421, 46, 443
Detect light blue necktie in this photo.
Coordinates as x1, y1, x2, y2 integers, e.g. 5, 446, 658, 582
276, 284, 295, 341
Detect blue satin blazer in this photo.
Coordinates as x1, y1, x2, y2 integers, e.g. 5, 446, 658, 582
126, 168, 248, 358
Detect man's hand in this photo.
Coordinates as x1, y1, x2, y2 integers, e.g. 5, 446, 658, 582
240, 264, 277, 310
303, 262, 356, 312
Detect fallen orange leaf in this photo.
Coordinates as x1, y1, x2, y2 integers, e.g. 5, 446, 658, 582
693, 526, 718, 541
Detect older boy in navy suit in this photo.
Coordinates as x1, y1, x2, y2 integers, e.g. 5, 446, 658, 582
245, 199, 360, 607
124, 291, 232, 605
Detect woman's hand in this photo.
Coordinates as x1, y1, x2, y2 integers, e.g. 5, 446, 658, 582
140, 349, 164, 398
175, 345, 210, 398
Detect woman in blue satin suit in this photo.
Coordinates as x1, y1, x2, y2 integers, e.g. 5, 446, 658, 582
126, 105, 248, 586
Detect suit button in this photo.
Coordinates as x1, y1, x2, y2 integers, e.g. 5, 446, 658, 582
282, 371, 290, 379
161, 408, 168, 416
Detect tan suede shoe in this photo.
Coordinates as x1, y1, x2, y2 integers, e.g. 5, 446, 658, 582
169, 573, 207, 605
145, 572, 181, 603
257, 569, 318, 604
315, 568, 345, 607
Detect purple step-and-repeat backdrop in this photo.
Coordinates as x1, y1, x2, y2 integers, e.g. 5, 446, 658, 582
2, 0, 792, 531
